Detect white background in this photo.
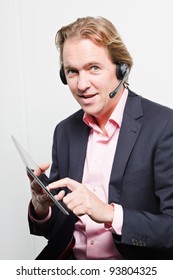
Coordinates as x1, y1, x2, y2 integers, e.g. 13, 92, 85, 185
0, 0, 173, 259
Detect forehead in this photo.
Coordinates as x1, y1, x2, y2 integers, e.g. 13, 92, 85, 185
62, 37, 112, 68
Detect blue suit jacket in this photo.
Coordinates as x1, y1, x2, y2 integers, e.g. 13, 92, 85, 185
29, 89, 173, 259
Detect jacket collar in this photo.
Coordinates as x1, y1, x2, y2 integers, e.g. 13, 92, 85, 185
109, 89, 143, 203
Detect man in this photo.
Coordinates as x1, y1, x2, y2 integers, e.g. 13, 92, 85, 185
28, 16, 173, 259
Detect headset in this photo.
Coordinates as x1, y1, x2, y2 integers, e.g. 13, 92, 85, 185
59, 62, 129, 98
59, 66, 68, 85
109, 63, 129, 98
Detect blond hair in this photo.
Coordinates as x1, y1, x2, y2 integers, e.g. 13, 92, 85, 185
55, 16, 133, 69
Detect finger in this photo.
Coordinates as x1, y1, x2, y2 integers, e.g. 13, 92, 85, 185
34, 162, 50, 176
48, 177, 81, 192
54, 190, 66, 201
71, 204, 87, 216
63, 189, 82, 204
64, 197, 82, 212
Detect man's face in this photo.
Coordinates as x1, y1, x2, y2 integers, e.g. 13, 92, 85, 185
62, 37, 122, 124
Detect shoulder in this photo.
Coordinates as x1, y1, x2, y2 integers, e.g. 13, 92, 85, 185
58, 109, 84, 126
128, 89, 173, 121
53, 109, 88, 136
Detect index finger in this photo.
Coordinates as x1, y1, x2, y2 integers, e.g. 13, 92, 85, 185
48, 177, 81, 192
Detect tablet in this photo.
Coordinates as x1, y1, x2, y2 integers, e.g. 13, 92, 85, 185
11, 135, 69, 215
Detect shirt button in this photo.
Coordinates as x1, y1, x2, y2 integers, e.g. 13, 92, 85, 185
90, 240, 95, 245
93, 186, 97, 192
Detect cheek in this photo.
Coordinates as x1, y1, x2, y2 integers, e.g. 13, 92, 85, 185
67, 83, 77, 96
99, 89, 111, 103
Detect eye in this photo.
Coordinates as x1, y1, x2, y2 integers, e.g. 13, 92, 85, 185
89, 65, 101, 75
66, 68, 78, 76
91, 65, 99, 71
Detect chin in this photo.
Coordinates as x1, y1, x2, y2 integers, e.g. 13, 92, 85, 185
82, 107, 99, 117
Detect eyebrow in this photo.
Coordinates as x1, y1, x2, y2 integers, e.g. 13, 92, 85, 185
64, 61, 103, 70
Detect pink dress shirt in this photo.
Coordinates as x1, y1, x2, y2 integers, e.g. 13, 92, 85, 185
73, 89, 128, 259
29, 89, 128, 259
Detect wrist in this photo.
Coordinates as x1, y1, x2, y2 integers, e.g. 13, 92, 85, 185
104, 203, 114, 228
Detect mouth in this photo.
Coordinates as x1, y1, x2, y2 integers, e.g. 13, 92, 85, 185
78, 93, 98, 99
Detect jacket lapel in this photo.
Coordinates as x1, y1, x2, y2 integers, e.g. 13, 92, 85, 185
68, 111, 90, 182
109, 90, 143, 203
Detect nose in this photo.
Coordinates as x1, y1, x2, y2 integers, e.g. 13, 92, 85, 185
77, 72, 91, 92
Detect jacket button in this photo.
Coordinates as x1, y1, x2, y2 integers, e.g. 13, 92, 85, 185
131, 239, 136, 245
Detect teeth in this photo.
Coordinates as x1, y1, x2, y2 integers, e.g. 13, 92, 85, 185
83, 94, 95, 98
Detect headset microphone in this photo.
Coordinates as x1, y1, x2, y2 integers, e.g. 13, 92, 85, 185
109, 64, 129, 98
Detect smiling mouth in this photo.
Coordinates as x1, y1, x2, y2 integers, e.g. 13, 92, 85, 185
79, 93, 97, 99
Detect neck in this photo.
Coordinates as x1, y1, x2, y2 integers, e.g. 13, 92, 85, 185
94, 89, 123, 133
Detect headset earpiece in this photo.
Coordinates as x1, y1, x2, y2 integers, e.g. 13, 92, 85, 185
109, 63, 129, 98
59, 66, 67, 85
116, 63, 129, 80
